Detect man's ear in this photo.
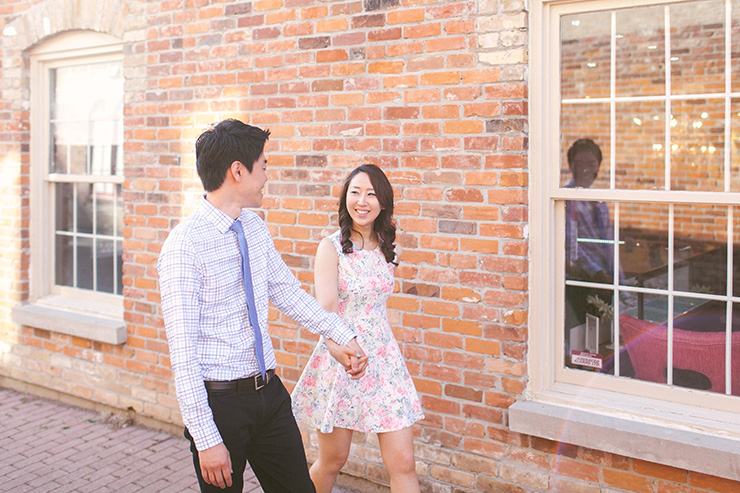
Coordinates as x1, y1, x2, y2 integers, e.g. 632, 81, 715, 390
230, 161, 243, 181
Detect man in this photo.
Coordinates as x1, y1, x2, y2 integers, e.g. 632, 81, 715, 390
564, 138, 614, 286
158, 119, 368, 492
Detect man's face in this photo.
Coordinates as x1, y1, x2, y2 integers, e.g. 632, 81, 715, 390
239, 153, 268, 208
570, 150, 600, 188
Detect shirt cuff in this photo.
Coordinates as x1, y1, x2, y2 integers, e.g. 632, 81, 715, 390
325, 312, 355, 346
190, 420, 223, 451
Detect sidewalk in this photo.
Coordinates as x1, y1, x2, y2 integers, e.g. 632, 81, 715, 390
0, 387, 359, 492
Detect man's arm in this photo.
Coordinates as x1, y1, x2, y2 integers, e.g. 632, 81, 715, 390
159, 236, 235, 487
158, 235, 223, 451
260, 226, 367, 375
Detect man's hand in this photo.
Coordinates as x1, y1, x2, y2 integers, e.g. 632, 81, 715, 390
198, 442, 233, 489
326, 337, 368, 379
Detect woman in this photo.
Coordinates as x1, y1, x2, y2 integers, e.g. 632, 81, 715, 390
291, 164, 424, 493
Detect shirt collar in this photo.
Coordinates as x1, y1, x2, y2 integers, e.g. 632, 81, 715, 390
197, 194, 242, 234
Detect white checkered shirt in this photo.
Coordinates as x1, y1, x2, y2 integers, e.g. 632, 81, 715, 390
158, 197, 355, 451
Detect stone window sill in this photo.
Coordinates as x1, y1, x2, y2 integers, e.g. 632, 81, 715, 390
510, 389, 740, 482
12, 298, 126, 345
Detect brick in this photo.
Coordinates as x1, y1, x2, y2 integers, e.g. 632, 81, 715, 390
550, 478, 601, 493
421, 71, 461, 85
444, 384, 482, 402
688, 472, 740, 493
464, 436, 506, 458
422, 395, 460, 415
603, 469, 654, 492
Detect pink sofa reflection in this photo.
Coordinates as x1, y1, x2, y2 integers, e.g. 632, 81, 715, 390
619, 313, 740, 396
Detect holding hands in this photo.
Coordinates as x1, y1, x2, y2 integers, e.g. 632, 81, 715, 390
327, 337, 368, 378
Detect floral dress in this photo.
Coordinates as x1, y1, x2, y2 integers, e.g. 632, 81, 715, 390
291, 231, 424, 433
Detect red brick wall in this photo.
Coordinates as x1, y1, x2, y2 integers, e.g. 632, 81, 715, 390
0, 1, 739, 492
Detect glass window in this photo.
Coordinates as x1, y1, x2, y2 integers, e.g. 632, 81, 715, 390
557, 1, 740, 398
31, 32, 124, 304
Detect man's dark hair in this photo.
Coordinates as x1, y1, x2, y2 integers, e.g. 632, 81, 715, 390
195, 119, 271, 192
567, 138, 602, 167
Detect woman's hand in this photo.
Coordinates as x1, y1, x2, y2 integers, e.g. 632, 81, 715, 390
326, 337, 368, 379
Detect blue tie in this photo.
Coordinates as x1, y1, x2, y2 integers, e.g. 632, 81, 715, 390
230, 220, 266, 380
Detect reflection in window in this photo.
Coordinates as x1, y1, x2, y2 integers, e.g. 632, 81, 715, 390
560, 1, 740, 397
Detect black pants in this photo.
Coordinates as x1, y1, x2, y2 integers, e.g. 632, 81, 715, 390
184, 376, 316, 493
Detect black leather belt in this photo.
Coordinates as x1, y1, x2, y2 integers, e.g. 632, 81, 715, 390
204, 369, 276, 392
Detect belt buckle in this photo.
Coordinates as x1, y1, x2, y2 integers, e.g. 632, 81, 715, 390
254, 373, 266, 391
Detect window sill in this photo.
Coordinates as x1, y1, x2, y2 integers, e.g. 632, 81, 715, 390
12, 298, 126, 345
509, 386, 740, 482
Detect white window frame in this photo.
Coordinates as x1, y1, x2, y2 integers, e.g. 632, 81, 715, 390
12, 31, 126, 345
511, 0, 740, 481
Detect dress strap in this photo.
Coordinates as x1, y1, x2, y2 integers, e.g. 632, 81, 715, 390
329, 230, 343, 254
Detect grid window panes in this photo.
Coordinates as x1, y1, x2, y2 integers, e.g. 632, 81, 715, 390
559, 1, 740, 397
49, 60, 123, 295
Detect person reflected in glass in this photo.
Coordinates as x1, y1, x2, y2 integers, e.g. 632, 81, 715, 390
565, 138, 614, 286
291, 164, 424, 493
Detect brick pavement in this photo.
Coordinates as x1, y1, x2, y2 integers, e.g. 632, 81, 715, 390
0, 387, 361, 493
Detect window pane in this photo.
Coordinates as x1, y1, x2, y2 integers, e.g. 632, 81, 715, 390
50, 128, 69, 174
672, 298, 737, 395
76, 183, 94, 235
733, 0, 740, 93
615, 101, 666, 190
670, 1, 725, 96
55, 183, 74, 233
90, 119, 123, 176
94, 183, 121, 236
735, 206, 740, 296
566, 199, 616, 284
561, 11, 611, 100
674, 204, 727, 296
730, 99, 740, 192
55, 234, 74, 288
116, 239, 123, 296
670, 98, 725, 191
561, 104, 610, 188
620, 202, 670, 319
76, 237, 94, 291
615, 7, 666, 98
96, 239, 115, 294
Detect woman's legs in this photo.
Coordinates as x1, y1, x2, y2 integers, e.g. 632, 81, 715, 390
378, 427, 420, 493
309, 427, 354, 493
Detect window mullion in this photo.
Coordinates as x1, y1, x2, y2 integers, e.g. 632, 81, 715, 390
610, 11, 616, 190
667, 204, 675, 386
665, 5, 672, 191
726, 206, 734, 394
725, 0, 732, 193
613, 202, 621, 376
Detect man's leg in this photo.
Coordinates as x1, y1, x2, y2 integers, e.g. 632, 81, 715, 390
245, 376, 316, 493
184, 388, 253, 493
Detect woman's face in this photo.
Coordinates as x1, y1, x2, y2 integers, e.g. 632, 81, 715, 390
345, 172, 382, 229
